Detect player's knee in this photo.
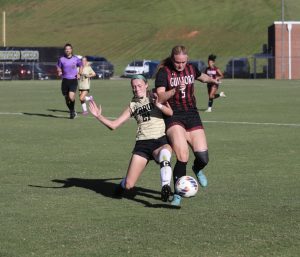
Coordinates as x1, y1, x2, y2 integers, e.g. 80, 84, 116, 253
80, 96, 85, 102
193, 150, 209, 170
175, 149, 189, 162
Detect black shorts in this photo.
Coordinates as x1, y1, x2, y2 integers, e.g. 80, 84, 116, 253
61, 78, 78, 96
164, 110, 203, 132
132, 136, 169, 161
207, 83, 219, 91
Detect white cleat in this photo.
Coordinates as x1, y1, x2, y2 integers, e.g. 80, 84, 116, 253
205, 107, 212, 113
220, 92, 226, 97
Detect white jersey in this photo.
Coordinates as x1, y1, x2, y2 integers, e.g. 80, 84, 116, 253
129, 96, 166, 141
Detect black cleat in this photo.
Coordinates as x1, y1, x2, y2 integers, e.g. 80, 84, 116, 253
161, 184, 172, 202
70, 111, 77, 119
113, 184, 125, 199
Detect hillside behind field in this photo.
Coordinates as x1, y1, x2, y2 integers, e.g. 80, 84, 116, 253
1, 0, 300, 73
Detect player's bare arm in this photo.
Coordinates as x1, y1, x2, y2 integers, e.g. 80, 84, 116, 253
89, 100, 131, 130
197, 73, 220, 84
152, 92, 173, 116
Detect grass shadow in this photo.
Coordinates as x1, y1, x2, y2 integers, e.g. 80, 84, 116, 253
29, 177, 179, 209
23, 112, 68, 119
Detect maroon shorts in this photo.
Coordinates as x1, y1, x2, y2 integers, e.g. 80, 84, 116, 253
164, 110, 203, 132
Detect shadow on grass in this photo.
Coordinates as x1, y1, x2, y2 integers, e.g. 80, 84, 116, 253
23, 112, 68, 119
29, 177, 179, 209
47, 109, 70, 113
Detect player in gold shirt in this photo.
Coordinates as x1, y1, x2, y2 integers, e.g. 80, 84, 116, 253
89, 75, 174, 202
78, 56, 96, 115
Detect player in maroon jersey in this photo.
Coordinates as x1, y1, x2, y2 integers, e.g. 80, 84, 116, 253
155, 45, 220, 206
204, 54, 225, 112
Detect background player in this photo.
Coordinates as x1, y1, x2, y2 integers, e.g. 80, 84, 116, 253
155, 45, 220, 206
78, 56, 96, 115
204, 54, 225, 112
89, 74, 174, 202
57, 43, 82, 119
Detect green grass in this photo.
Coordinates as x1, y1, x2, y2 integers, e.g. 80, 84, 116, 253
1, 0, 300, 74
0, 79, 299, 257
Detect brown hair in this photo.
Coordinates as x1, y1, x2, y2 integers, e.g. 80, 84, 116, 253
157, 45, 188, 71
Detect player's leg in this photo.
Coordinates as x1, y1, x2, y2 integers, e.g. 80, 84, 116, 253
115, 154, 148, 197
187, 129, 209, 187
68, 80, 78, 119
61, 79, 72, 111
79, 90, 89, 115
166, 125, 189, 206
206, 85, 213, 112
153, 144, 172, 202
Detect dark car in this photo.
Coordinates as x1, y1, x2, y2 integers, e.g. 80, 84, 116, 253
224, 58, 250, 78
11, 64, 33, 80
189, 60, 207, 73
86, 56, 114, 79
34, 63, 59, 80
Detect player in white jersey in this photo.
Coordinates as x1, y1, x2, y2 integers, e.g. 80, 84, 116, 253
78, 57, 96, 115
89, 75, 174, 202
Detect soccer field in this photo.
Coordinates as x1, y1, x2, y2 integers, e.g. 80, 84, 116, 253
0, 79, 299, 257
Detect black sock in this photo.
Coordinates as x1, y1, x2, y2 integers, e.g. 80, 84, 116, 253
208, 98, 213, 107
173, 160, 187, 187
65, 97, 71, 111
214, 93, 220, 99
69, 100, 75, 112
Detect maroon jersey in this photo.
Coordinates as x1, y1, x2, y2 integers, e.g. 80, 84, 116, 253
205, 66, 219, 86
205, 66, 219, 79
155, 63, 202, 113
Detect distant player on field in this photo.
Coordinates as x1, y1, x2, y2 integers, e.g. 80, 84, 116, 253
204, 54, 225, 112
89, 74, 174, 202
78, 56, 96, 115
155, 45, 220, 206
57, 43, 82, 119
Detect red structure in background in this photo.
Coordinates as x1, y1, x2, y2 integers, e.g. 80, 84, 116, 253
269, 21, 300, 80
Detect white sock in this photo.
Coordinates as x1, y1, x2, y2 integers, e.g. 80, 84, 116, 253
159, 149, 172, 187
85, 96, 91, 101
120, 178, 126, 189
81, 102, 87, 112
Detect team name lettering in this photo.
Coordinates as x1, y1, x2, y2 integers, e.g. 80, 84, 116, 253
170, 75, 194, 87
134, 103, 154, 116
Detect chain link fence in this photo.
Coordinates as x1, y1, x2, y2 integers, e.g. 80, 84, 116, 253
1, 56, 299, 80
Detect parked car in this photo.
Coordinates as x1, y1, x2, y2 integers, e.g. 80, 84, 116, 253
224, 58, 250, 78
189, 60, 207, 73
0, 63, 13, 80
86, 56, 114, 79
123, 60, 151, 78
11, 64, 33, 80
34, 63, 59, 80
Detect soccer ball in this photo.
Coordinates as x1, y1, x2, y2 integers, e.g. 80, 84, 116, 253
175, 175, 198, 197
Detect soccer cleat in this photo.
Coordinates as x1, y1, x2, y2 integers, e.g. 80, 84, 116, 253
161, 184, 172, 202
171, 194, 182, 207
113, 184, 125, 199
89, 95, 94, 102
205, 107, 212, 113
192, 166, 208, 187
82, 111, 89, 116
220, 91, 226, 97
70, 111, 77, 119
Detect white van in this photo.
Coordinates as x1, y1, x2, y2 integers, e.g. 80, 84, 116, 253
123, 60, 151, 77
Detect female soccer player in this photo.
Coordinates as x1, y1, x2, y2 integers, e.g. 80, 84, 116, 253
155, 45, 220, 206
57, 43, 82, 119
78, 56, 96, 115
204, 54, 225, 112
89, 74, 174, 202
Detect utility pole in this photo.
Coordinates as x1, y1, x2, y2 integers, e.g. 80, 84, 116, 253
2, 11, 6, 47
281, 0, 285, 79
